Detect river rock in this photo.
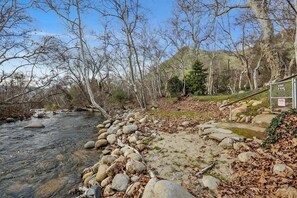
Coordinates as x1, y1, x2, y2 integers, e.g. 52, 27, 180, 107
218, 138, 234, 148
24, 122, 45, 129
233, 142, 249, 150
6, 118, 15, 123
107, 126, 119, 134
181, 121, 190, 126
113, 120, 120, 125
202, 175, 220, 190
98, 132, 108, 140
238, 151, 256, 162
95, 139, 108, 149
126, 159, 146, 174
128, 135, 138, 143
125, 113, 135, 120
123, 149, 134, 157
111, 149, 122, 157
119, 121, 126, 127
139, 116, 147, 124
86, 185, 101, 198
96, 124, 105, 129
95, 164, 109, 182
83, 172, 93, 180
135, 144, 146, 152
123, 124, 138, 134
103, 120, 111, 125
103, 184, 115, 197
127, 153, 142, 161
101, 176, 113, 188
115, 156, 126, 163
111, 174, 129, 191
84, 141, 95, 149
143, 180, 195, 198
273, 163, 294, 177
98, 128, 107, 134
126, 182, 141, 196
106, 163, 120, 176
131, 175, 139, 182
107, 134, 116, 144
101, 155, 116, 165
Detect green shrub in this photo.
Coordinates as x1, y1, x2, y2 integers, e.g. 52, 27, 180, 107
111, 88, 129, 103
44, 103, 57, 111
168, 76, 183, 97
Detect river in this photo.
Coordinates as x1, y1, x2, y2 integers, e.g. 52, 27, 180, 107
0, 111, 102, 198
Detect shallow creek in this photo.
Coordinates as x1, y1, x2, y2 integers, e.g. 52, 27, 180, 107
0, 111, 102, 198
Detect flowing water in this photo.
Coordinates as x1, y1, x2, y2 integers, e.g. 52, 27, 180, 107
0, 111, 102, 198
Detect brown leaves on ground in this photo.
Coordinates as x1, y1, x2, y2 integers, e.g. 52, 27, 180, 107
218, 114, 297, 197
145, 97, 228, 133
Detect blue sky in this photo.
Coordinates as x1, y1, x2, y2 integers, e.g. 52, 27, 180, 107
29, 0, 174, 37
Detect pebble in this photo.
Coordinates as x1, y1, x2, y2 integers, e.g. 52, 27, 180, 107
84, 141, 95, 149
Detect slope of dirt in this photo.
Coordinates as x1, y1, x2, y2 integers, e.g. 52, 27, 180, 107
218, 112, 297, 197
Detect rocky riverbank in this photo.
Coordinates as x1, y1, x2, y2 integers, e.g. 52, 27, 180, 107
73, 111, 196, 198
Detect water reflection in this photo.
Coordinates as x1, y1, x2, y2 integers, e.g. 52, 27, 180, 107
0, 111, 101, 198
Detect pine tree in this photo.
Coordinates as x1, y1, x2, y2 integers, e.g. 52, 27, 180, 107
186, 60, 208, 95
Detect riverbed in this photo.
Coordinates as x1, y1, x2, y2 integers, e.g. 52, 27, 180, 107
0, 111, 102, 198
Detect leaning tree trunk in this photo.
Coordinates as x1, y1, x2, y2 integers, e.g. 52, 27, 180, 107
247, 0, 285, 81
76, 0, 110, 118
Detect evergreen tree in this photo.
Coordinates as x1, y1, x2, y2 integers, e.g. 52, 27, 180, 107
186, 60, 208, 95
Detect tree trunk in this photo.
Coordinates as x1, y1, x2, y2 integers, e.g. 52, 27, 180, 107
75, 0, 110, 118
253, 55, 263, 89
247, 0, 285, 81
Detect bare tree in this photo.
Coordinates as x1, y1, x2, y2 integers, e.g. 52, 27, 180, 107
39, 0, 110, 117
216, 0, 286, 81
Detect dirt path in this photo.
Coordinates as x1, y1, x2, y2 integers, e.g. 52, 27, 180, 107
143, 130, 236, 196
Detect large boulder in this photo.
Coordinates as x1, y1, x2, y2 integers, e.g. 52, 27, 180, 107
252, 114, 277, 127
208, 133, 245, 142
84, 141, 95, 149
111, 174, 129, 191
24, 122, 45, 129
123, 124, 138, 134
201, 128, 232, 136
143, 179, 195, 198
142, 177, 158, 198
